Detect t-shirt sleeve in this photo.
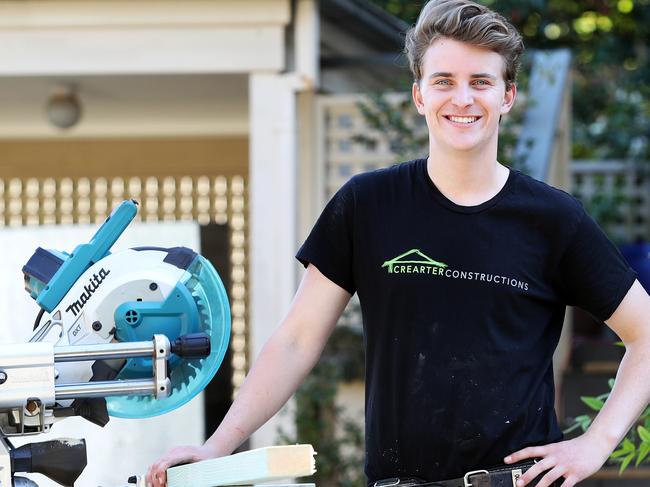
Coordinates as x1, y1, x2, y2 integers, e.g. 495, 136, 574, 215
557, 207, 637, 322
296, 178, 356, 294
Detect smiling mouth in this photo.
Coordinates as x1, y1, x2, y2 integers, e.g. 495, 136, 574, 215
443, 115, 482, 124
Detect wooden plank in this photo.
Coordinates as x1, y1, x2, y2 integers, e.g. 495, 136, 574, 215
167, 445, 316, 487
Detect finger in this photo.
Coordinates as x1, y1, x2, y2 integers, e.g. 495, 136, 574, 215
534, 466, 567, 487
559, 475, 577, 487
505, 446, 548, 464
150, 466, 162, 487
155, 467, 168, 487
149, 466, 159, 487
516, 456, 555, 486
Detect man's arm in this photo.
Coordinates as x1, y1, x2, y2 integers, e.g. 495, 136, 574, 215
146, 263, 351, 487
505, 279, 650, 487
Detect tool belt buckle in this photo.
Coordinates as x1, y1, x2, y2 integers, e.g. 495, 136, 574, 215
463, 469, 489, 487
373, 478, 401, 487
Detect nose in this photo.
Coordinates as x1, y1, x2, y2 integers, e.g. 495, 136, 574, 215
451, 84, 474, 108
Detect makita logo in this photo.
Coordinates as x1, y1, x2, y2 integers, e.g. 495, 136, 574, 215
65, 268, 111, 317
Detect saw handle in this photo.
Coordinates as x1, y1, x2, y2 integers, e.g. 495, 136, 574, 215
170, 332, 211, 358
11, 438, 87, 487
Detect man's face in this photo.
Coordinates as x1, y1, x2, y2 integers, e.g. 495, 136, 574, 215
412, 37, 516, 155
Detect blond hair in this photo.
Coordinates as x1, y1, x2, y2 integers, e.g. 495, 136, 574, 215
404, 0, 524, 89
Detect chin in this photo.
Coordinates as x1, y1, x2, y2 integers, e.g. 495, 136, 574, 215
444, 139, 484, 153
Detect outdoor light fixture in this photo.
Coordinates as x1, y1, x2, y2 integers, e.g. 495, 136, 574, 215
46, 85, 82, 129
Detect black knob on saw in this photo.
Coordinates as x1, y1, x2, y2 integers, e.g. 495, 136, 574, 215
10, 438, 87, 487
171, 332, 211, 358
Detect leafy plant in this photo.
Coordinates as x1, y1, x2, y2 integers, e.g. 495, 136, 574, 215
352, 92, 428, 162
565, 368, 650, 473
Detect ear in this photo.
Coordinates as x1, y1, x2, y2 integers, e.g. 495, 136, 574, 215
412, 81, 426, 115
500, 82, 517, 115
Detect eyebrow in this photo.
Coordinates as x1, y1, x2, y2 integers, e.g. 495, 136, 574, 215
429, 72, 498, 80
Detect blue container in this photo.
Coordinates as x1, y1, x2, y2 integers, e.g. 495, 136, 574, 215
620, 243, 650, 293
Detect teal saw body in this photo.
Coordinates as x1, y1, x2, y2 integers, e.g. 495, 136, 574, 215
23, 200, 231, 420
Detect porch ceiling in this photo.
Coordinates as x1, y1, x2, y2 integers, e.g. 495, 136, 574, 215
0, 73, 248, 138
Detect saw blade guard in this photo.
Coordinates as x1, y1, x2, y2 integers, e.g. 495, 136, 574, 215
106, 254, 231, 418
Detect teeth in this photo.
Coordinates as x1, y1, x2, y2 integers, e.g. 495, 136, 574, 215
449, 116, 478, 124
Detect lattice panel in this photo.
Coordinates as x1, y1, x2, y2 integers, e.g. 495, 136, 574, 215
0, 176, 241, 226
321, 94, 420, 199
228, 176, 248, 397
571, 161, 650, 243
0, 174, 249, 397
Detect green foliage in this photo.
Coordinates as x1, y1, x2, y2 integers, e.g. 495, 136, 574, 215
278, 326, 365, 487
559, 408, 650, 474
567, 385, 648, 473
581, 395, 606, 411
566, 359, 650, 473
562, 414, 592, 435
368, 0, 650, 162
612, 438, 637, 473
369, 1, 423, 24
352, 92, 428, 161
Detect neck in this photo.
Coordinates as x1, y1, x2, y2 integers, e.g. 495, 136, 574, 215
426, 138, 508, 206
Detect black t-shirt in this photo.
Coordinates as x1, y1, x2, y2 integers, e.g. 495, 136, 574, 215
296, 158, 637, 483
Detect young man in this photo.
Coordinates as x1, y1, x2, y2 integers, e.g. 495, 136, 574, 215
147, 1, 650, 486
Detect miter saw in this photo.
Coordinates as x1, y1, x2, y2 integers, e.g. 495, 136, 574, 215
0, 200, 231, 487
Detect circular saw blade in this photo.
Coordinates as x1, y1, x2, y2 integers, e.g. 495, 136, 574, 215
106, 255, 231, 418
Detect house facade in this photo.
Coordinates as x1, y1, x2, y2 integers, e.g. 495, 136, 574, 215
0, 0, 408, 454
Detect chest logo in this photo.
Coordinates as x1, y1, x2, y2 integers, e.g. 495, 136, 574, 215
382, 248, 448, 274
381, 248, 530, 291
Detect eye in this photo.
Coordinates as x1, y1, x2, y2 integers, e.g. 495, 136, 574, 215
434, 79, 451, 86
472, 79, 490, 86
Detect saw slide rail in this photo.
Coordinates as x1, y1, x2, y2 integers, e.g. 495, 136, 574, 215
0, 333, 210, 486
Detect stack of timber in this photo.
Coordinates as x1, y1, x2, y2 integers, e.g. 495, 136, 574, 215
166, 444, 316, 487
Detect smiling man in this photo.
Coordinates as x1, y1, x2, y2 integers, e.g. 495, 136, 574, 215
147, 1, 650, 487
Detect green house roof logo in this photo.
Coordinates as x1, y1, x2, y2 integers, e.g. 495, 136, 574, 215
382, 249, 448, 273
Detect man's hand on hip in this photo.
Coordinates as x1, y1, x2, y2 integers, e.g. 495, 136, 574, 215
504, 433, 611, 487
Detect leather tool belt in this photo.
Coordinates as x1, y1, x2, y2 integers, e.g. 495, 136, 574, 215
371, 458, 561, 487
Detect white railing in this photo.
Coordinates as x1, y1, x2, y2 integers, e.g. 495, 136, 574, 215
571, 160, 650, 243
